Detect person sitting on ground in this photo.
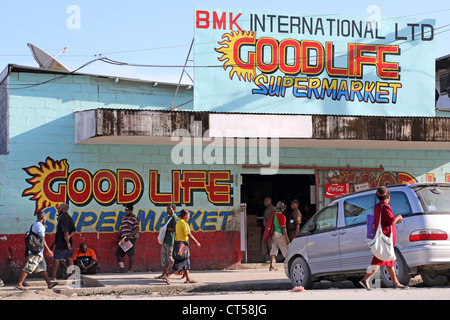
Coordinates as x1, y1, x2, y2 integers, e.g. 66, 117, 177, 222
73, 242, 99, 274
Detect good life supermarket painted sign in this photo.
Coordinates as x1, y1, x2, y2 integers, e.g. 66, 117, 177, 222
193, 7, 435, 116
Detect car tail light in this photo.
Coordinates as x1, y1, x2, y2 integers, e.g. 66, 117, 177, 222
409, 229, 448, 242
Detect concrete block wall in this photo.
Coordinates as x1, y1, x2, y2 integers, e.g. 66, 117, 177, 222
0, 71, 240, 280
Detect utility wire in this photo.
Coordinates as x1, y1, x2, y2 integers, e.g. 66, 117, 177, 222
3, 9, 450, 89
7, 22, 448, 90
97, 25, 450, 70
1, 7, 449, 58
5, 23, 450, 90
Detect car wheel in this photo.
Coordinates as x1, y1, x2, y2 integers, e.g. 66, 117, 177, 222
380, 250, 411, 288
421, 274, 449, 287
289, 256, 314, 290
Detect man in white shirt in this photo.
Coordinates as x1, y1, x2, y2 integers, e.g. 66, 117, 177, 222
15, 210, 58, 290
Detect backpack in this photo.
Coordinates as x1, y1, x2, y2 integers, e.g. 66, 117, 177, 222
25, 223, 44, 255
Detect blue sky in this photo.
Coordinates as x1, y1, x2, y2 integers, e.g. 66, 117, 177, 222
0, 0, 448, 84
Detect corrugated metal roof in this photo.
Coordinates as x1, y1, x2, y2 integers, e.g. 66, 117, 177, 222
5, 64, 188, 88
91, 107, 446, 120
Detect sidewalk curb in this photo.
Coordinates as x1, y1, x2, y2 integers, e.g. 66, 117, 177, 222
54, 279, 292, 297
0, 263, 292, 298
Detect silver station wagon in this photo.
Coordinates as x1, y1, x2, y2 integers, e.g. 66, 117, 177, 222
284, 183, 450, 288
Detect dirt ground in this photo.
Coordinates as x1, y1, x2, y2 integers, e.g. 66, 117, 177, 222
1, 288, 65, 300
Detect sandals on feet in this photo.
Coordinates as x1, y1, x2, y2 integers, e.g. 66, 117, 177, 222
48, 282, 58, 289
185, 280, 197, 284
162, 276, 170, 285
359, 280, 372, 291
15, 285, 28, 291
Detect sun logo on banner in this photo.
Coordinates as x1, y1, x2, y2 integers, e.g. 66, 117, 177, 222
22, 157, 69, 213
215, 30, 256, 82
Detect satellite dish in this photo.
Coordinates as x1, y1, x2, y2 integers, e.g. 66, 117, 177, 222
27, 43, 70, 72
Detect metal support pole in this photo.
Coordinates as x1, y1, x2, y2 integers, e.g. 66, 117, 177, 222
170, 38, 194, 110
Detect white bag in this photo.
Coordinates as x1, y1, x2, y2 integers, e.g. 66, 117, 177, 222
157, 216, 173, 245
367, 205, 396, 261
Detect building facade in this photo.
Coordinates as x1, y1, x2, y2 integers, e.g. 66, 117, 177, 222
1, 62, 450, 280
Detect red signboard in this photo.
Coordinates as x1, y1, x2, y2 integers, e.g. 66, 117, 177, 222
325, 183, 350, 198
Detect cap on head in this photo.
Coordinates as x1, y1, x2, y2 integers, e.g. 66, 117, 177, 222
57, 203, 69, 210
125, 204, 134, 211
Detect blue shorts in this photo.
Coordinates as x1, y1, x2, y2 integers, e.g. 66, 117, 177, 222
54, 248, 73, 261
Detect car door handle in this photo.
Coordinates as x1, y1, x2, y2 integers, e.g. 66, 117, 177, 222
340, 230, 347, 235
331, 232, 338, 236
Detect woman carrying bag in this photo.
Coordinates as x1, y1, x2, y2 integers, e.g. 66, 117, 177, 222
263, 201, 290, 271
360, 186, 409, 290
162, 209, 201, 285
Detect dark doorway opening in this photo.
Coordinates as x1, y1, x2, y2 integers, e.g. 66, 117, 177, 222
240, 174, 316, 263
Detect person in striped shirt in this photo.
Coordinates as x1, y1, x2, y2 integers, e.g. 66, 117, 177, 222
116, 204, 140, 273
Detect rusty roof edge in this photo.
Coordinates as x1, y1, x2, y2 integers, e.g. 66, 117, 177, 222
74, 108, 450, 143
75, 107, 450, 120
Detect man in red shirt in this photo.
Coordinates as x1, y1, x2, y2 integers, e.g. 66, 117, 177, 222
116, 204, 140, 273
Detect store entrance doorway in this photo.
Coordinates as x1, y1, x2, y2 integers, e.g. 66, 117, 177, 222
240, 174, 316, 263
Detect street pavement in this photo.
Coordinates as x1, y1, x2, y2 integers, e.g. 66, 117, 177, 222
1, 263, 448, 300
0, 263, 293, 299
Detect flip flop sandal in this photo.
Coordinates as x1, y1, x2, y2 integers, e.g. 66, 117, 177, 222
185, 280, 198, 284
48, 282, 58, 289
15, 285, 28, 291
359, 280, 372, 291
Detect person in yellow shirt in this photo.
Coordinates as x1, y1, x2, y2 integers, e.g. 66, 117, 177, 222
162, 209, 200, 285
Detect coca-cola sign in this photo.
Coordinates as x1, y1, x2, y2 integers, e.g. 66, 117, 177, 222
325, 183, 350, 198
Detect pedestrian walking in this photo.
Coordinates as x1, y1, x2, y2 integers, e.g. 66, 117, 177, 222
15, 211, 58, 290
50, 203, 76, 280
260, 197, 275, 262
359, 186, 408, 290
116, 204, 140, 273
263, 201, 290, 271
162, 209, 201, 285
155, 203, 179, 280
